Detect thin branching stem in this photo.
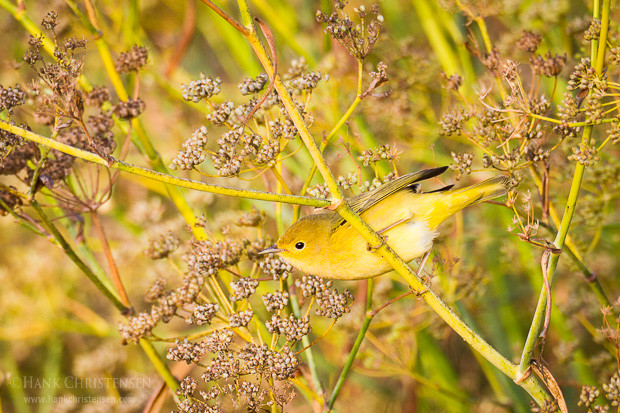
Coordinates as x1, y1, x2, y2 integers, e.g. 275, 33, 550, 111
91, 211, 132, 309
327, 279, 373, 410
29, 200, 128, 313
0, 121, 330, 208
517, 0, 613, 377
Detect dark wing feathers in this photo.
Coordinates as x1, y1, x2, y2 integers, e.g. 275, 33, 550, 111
334, 166, 449, 227
424, 184, 454, 194
348, 166, 448, 214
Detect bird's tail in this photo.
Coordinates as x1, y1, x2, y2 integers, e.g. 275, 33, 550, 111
420, 176, 512, 229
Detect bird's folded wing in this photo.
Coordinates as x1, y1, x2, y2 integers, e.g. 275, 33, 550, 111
347, 166, 449, 216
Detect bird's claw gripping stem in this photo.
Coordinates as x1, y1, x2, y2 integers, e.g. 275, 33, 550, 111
366, 235, 388, 252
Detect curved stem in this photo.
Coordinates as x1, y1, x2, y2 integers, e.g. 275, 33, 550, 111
293, 60, 365, 221
327, 279, 373, 410
91, 211, 132, 309
517, 0, 612, 376
29, 200, 128, 313
0, 121, 330, 208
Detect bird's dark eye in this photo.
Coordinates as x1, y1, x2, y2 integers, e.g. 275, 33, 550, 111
295, 241, 305, 250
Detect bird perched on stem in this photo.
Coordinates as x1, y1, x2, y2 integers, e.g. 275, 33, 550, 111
260, 166, 511, 280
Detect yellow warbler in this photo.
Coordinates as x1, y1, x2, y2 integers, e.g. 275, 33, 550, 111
260, 166, 510, 280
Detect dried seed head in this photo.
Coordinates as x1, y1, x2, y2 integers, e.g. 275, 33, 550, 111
584, 18, 601, 40
0, 127, 38, 175
228, 309, 253, 328
516, 30, 542, 53
181, 74, 222, 103
315, 287, 354, 319
0, 187, 23, 215
167, 338, 208, 364
113, 98, 146, 120
118, 312, 158, 344
0, 84, 25, 114
115, 45, 149, 73
263, 290, 289, 312
441, 73, 463, 92
230, 278, 259, 302
578, 385, 600, 408
307, 183, 330, 199
178, 377, 198, 398
187, 303, 219, 325
481, 47, 500, 73
266, 314, 311, 342
185, 238, 245, 274
531, 52, 567, 77
145, 231, 180, 259
170, 126, 208, 170
85, 86, 110, 107
259, 256, 292, 280
568, 139, 599, 166
267, 347, 299, 380
238, 74, 269, 95
206, 101, 234, 125
288, 72, 323, 90
439, 108, 470, 136
236, 208, 265, 227
450, 152, 474, 180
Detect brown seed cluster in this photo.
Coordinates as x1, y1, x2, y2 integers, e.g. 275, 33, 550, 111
228, 309, 253, 327
230, 278, 260, 302
115, 45, 149, 73
584, 19, 601, 41
357, 144, 398, 166
316, 2, 384, 60
170, 126, 209, 170
263, 290, 289, 312
144, 231, 180, 259
181, 73, 222, 103
0, 187, 22, 215
0, 84, 25, 114
113, 98, 146, 120
451, 152, 474, 180
235, 208, 265, 227
578, 372, 620, 411
173, 55, 326, 178
0, 127, 38, 175
188, 303, 219, 325
516, 30, 542, 53
259, 256, 293, 280
266, 314, 311, 342
238, 74, 269, 95
185, 238, 245, 275
295, 275, 354, 320
530, 52, 567, 77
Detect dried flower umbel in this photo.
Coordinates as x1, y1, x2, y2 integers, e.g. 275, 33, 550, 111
119, 228, 354, 410
316, 2, 384, 60
171, 56, 326, 178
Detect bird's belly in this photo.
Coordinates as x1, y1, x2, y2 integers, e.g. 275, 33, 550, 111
323, 220, 437, 280
384, 220, 437, 262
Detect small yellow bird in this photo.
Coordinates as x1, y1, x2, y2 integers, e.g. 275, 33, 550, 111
260, 166, 511, 280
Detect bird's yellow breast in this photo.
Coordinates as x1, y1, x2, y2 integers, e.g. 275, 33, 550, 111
315, 191, 439, 280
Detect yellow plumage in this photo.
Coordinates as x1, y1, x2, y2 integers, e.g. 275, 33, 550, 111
262, 167, 511, 280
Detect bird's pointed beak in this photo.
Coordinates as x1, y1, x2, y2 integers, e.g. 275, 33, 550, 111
258, 244, 285, 255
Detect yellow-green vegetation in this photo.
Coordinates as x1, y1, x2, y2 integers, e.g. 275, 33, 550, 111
0, 0, 619, 412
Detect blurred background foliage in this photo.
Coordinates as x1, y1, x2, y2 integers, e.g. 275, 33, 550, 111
0, 0, 619, 412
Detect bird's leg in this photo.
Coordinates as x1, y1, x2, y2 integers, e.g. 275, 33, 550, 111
325, 198, 344, 211
376, 213, 414, 235
366, 213, 414, 251
413, 250, 432, 297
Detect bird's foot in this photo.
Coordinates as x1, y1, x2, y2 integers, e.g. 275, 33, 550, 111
366, 235, 388, 252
